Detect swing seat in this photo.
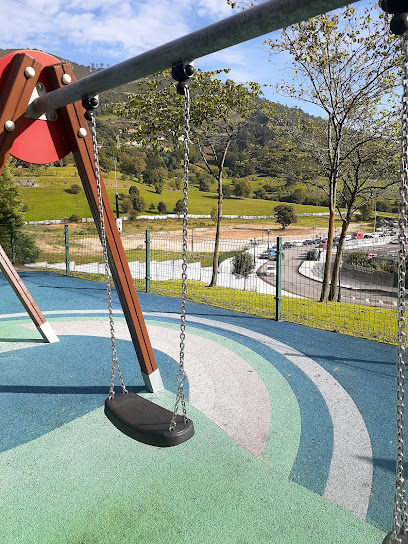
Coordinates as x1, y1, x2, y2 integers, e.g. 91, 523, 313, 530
104, 392, 194, 447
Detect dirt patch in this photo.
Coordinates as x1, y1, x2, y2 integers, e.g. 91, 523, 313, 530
176, 222, 365, 242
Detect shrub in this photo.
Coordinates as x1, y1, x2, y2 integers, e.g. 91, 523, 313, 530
68, 214, 81, 223
232, 251, 255, 279
69, 184, 81, 195
157, 201, 167, 214
0, 229, 40, 265
173, 199, 184, 213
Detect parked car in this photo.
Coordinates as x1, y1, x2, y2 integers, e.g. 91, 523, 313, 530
363, 233, 374, 239
291, 240, 303, 247
306, 248, 321, 261
259, 248, 275, 259
282, 241, 293, 249
352, 231, 364, 239
265, 264, 276, 276
303, 239, 314, 246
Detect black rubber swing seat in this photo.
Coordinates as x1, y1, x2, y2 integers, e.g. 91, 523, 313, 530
104, 392, 194, 447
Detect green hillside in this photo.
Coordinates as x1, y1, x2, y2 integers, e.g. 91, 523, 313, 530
17, 166, 328, 222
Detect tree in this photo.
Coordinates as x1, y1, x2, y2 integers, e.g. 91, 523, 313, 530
128, 185, 139, 196
116, 68, 262, 287
0, 164, 24, 226
0, 164, 38, 263
222, 183, 234, 199
258, 4, 400, 301
328, 118, 399, 300
173, 199, 184, 213
274, 204, 297, 229
196, 171, 212, 192
119, 148, 146, 179
132, 196, 145, 212
157, 201, 167, 214
233, 177, 252, 198
154, 179, 165, 194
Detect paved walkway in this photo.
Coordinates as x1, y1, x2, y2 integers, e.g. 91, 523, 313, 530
0, 271, 400, 543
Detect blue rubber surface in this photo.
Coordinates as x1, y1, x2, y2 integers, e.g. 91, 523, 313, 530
0, 270, 399, 534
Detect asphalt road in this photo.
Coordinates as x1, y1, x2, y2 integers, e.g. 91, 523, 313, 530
259, 243, 400, 309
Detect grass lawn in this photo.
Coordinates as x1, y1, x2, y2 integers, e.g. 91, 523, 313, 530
17, 166, 330, 222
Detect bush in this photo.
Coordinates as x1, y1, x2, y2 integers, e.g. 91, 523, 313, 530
68, 214, 81, 223
157, 201, 167, 214
0, 229, 40, 265
232, 251, 255, 279
69, 184, 81, 195
14, 231, 39, 264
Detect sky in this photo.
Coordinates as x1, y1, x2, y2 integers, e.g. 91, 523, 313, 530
0, 0, 302, 106
0, 0, 369, 116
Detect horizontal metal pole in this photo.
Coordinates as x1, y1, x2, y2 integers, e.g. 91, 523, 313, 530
33, 0, 352, 115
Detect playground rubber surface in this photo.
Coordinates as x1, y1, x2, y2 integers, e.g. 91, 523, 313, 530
0, 271, 400, 543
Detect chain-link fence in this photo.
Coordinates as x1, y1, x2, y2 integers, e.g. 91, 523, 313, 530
1, 222, 402, 344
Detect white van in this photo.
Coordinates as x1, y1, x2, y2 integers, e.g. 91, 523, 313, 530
266, 264, 276, 276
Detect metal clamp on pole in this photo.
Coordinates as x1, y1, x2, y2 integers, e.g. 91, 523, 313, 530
82, 95, 99, 121
172, 61, 195, 95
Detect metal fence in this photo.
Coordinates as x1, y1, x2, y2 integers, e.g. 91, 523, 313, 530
0, 222, 402, 344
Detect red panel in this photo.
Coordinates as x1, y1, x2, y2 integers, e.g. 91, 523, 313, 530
0, 50, 75, 164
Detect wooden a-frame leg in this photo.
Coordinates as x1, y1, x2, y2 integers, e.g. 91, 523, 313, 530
44, 63, 163, 393
0, 246, 59, 343
0, 53, 58, 343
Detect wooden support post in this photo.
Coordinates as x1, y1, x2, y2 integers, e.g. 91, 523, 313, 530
0, 52, 58, 343
0, 53, 42, 176
44, 63, 163, 393
0, 245, 59, 343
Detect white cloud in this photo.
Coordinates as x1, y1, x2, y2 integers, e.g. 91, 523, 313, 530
0, 0, 273, 89
200, 45, 248, 68
195, 0, 232, 18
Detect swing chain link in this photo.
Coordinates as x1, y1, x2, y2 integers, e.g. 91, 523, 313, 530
392, 33, 408, 544
90, 115, 128, 399
169, 85, 191, 431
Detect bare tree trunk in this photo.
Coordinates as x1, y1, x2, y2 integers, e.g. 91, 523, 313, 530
320, 119, 339, 302
209, 138, 231, 288
209, 175, 223, 287
320, 181, 336, 302
329, 213, 352, 301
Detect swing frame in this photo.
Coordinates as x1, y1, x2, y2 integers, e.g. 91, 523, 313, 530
0, 55, 163, 393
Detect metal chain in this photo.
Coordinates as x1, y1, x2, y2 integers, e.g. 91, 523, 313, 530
392, 33, 408, 544
169, 85, 191, 431
90, 115, 128, 399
